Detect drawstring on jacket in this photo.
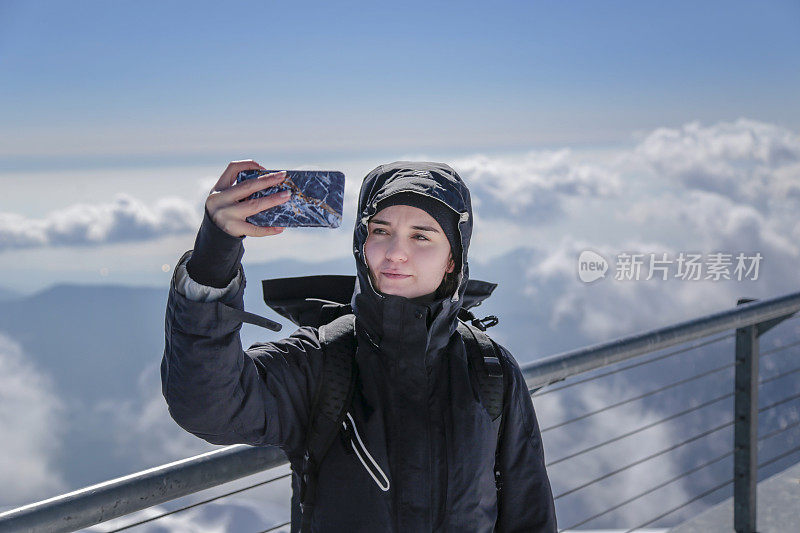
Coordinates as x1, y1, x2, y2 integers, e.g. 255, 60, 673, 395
342, 412, 390, 492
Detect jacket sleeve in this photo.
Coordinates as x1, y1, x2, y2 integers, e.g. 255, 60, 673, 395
494, 345, 558, 532
161, 249, 323, 457
175, 257, 242, 303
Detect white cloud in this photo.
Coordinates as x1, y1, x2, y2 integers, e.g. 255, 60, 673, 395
0, 194, 200, 252
0, 333, 68, 507
625, 189, 797, 258
474, 120, 800, 343
634, 118, 800, 209
96, 360, 219, 466
454, 149, 622, 223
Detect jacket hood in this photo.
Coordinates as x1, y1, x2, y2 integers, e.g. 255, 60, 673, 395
350, 161, 474, 349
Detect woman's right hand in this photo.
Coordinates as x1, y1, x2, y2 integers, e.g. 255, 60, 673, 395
205, 160, 292, 238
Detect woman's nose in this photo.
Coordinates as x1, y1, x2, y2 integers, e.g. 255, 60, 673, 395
385, 237, 408, 261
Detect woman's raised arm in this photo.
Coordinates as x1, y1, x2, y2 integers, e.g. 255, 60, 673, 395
160, 160, 322, 457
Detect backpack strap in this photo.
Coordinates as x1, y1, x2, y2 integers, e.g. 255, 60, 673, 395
457, 317, 507, 496
295, 314, 357, 533
457, 319, 504, 421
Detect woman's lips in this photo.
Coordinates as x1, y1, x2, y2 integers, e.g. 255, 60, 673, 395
382, 272, 411, 279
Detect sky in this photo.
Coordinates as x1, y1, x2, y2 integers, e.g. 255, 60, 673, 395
0, 0, 798, 294
2, 0, 800, 164
1, 2, 800, 529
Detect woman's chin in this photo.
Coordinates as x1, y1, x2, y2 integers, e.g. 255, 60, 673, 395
377, 284, 416, 299
370, 274, 428, 299
380, 288, 409, 297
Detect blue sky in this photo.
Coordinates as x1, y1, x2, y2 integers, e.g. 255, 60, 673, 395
0, 0, 798, 294
1, 0, 799, 169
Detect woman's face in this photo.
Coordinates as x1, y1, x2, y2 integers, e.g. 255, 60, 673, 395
364, 205, 455, 299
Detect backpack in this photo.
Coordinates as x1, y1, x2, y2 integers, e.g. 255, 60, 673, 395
256, 275, 506, 533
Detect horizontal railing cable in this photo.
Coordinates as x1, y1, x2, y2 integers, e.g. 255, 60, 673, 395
547, 392, 734, 467
622, 477, 734, 533
623, 409, 800, 533
532, 332, 733, 397
257, 519, 291, 533
758, 364, 800, 386
757, 391, 800, 414
757, 419, 800, 443
554, 419, 734, 500
560, 450, 734, 530
757, 444, 800, 470
541, 362, 734, 433
759, 337, 800, 358
104, 472, 292, 533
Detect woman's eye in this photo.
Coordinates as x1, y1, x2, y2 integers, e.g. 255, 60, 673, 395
370, 228, 428, 241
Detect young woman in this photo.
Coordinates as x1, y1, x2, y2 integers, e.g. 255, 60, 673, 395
161, 160, 557, 532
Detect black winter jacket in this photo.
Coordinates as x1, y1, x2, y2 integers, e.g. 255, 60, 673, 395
161, 161, 557, 532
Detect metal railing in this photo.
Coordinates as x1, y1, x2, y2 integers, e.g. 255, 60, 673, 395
1, 291, 799, 533
531, 295, 800, 532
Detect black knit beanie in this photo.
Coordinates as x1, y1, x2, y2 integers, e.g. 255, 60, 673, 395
374, 191, 462, 274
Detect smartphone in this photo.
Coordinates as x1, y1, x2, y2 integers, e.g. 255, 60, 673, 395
235, 169, 345, 228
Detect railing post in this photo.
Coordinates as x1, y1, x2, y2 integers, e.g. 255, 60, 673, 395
734, 298, 759, 533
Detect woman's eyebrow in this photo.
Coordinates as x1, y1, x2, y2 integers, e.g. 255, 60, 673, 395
370, 218, 440, 233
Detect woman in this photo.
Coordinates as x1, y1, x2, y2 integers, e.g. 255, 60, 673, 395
161, 160, 557, 532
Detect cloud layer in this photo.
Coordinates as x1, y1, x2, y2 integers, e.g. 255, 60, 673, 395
451, 119, 799, 343
3, 118, 797, 271
634, 118, 800, 209
456, 148, 622, 223
0, 194, 199, 252
0, 333, 67, 507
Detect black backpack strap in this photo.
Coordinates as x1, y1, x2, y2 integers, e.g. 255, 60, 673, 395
457, 318, 507, 496
494, 380, 508, 496
457, 316, 509, 500
296, 314, 357, 533
457, 320, 504, 421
